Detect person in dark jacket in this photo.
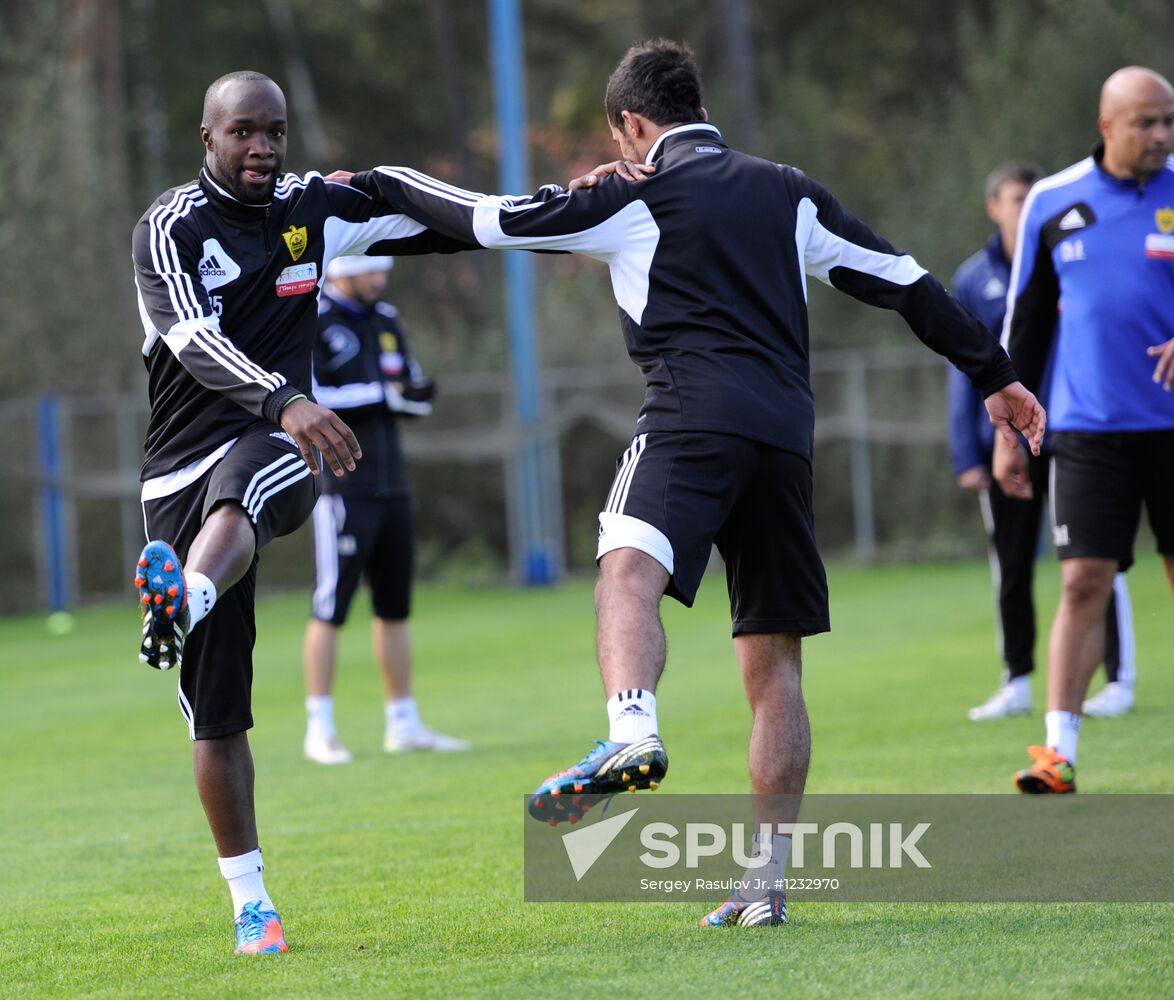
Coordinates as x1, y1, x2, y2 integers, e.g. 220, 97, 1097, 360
332, 39, 1047, 927
302, 255, 468, 764
949, 161, 1134, 722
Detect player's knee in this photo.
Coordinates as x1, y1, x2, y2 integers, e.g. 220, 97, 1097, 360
596, 548, 669, 603
1060, 562, 1116, 609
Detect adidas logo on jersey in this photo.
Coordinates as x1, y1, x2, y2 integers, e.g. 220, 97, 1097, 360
1058, 208, 1087, 231
982, 276, 1006, 300
199, 254, 229, 278
197, 238, 242, 290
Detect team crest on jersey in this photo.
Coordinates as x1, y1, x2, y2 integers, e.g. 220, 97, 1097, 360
1155, 208, 1174, 235
282, 225, 309, 261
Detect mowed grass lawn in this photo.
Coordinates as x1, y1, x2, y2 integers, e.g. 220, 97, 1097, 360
2, 556, 1171, 998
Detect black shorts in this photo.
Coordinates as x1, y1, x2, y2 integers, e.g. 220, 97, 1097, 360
1050, 430, 1174, 570
310, 493, 414, 626
141, 423, 319, 740
596, 431, 829, 636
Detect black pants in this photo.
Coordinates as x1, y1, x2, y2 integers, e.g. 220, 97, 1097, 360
980, 454, 1121, 681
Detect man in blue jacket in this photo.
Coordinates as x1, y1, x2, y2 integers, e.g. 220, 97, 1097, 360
950, 162, 1135, 722
997, 67, 1174, 792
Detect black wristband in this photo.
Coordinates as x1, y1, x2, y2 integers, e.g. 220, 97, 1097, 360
263, 384, 305, 425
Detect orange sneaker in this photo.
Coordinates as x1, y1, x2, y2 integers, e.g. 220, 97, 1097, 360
1014, 745, 1076, 794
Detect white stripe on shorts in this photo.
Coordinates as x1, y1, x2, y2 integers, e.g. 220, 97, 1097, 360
311, 495, 345, 620
247, 463, 312, 521
605, 434, 647, 514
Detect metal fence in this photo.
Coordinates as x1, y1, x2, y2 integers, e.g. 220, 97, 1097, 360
0, 347, 980, 614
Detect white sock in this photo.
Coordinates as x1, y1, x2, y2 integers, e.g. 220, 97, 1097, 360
218, 848, 274, 918
1006, 675, 1030, 698
185, 571, 217, 629
743, 828, 791, 901
607, 689, 658, 743
305, 695, 336, 742
1045, 710, 1081, 764
386, 697, 420, 735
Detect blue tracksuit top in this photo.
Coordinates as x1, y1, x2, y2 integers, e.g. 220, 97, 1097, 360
1003, 149, 1174, 433
949, 233, 1013, 474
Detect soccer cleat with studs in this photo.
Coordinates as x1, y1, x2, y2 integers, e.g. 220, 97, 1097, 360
1014, 745, 1076, 794
527, 735, 668, 825
234, 900, 288, 955
700, 891, 787, 927
134, 540, 189, 671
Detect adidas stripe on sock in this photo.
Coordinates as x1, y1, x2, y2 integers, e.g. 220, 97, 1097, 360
218, 848, 274, 919
185, 571, 217, 629
607, 688, 657, 743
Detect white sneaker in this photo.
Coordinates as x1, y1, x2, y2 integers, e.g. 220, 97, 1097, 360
304, 734, 354, 765
1083, 682, 1135, 718
968, 683, 1032, 721
383, 726, 471, 753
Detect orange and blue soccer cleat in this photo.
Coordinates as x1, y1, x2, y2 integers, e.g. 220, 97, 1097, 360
1014, 745, 1076, 794
527, 736, 668, 825
700, 891, 787, 927
134, 540, 189, 671
234, 901, 289, 955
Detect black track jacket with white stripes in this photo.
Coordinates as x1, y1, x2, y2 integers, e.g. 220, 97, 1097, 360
353, 124, 1017, 459
312, 289, 419, 499
133, 167, 470, 481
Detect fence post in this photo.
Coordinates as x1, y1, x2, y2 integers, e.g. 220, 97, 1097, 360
487, 0, 563, 584
37, 394, 72, 611
846, 362, 876, 562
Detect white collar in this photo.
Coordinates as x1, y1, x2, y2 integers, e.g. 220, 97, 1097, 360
643, 122, 722, 164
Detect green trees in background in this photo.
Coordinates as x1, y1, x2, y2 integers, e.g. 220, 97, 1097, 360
5, 0, 1173, 392
2, 0, 1172, 607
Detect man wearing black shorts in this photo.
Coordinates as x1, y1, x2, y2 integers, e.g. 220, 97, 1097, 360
131, 71, 469, 953
997, 66, 1174, 793
302, 255, 468, 763
335, 39, 1046, 927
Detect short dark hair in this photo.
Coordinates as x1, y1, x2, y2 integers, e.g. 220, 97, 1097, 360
202, 70, 277, 125
984, 159, 1043, 201
605, 39, 704, 128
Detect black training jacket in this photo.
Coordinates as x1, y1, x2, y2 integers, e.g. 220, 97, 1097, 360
353, 124, 1016, 459
132, 166, 468, 482
312, 288, 426, 498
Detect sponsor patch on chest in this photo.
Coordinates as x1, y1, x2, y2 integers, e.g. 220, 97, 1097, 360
276, 262, 318, 297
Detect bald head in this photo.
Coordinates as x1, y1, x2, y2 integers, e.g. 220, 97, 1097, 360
202, 71, 281, 129
1100, 67, 1173, 119
200, 71, 288, 204
1098, 66, 1174, 180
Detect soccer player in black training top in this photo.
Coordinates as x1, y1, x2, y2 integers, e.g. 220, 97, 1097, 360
335, 39, 1047, 928
131, 71, 469, 954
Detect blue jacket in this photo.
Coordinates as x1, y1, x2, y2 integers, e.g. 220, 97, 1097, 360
948, 234, 1012, 475
1004, 148, 1174, 432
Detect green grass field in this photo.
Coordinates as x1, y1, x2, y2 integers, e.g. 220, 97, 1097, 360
2, 557, 1171, 998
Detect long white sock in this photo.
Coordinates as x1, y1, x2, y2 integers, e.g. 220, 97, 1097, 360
1045, 710, 1081, 764
185, 572, 217, 629
218, 848, 274, 918
305, 695, 337, 742
386, 696, 420, 735
743, 828, 791, 901
607, 689, 658, 743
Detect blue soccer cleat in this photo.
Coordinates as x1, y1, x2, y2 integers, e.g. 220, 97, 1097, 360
234, 900, 289, 955
700, 891, 787, 927
527, 735, 668, 825
134, 540, 189, 671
